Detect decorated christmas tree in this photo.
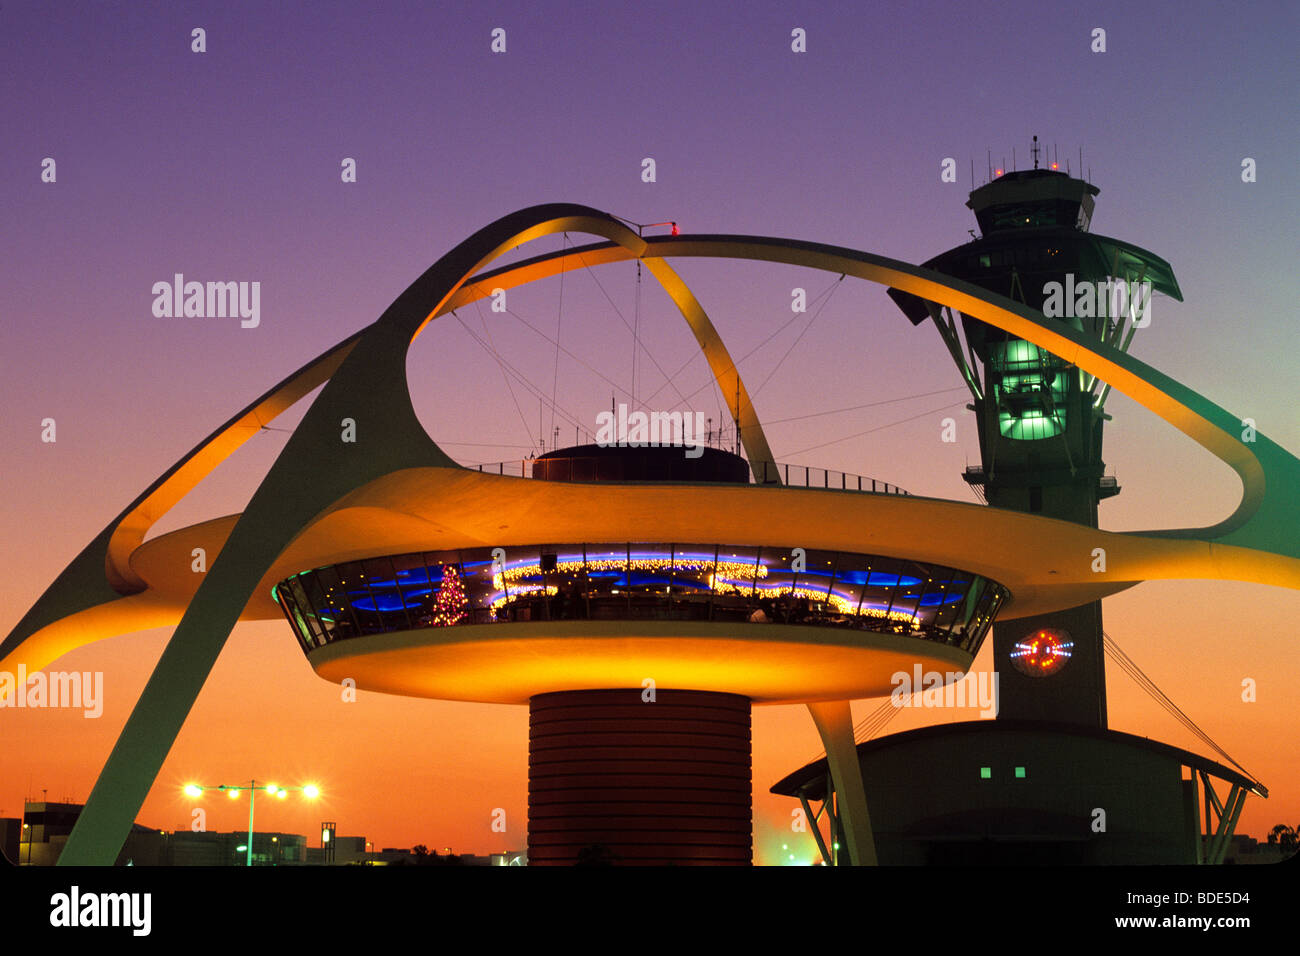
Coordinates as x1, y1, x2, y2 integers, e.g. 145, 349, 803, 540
430, 564, 468, 626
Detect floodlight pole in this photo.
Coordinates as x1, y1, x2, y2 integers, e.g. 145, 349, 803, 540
246, 779, 256, 868
184, 780, 318, 866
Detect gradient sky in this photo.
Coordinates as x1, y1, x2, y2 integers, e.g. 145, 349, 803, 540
2, 0, 1297, 864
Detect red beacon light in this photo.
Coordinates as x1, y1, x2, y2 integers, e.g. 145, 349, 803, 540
640, 220, 678, 236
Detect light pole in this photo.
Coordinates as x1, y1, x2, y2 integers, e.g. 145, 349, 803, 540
183, 780, 320, 866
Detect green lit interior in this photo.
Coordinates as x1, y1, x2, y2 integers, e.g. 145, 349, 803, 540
991, 340, 1068, 440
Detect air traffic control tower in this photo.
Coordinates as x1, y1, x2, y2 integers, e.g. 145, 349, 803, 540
771, 149, 1268, 865
888, 143, 1181, 728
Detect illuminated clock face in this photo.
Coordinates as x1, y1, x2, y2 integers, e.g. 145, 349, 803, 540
1010, 628, 1074, 677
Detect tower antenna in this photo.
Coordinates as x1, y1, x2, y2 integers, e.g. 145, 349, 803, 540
1032, 134, 1040, 169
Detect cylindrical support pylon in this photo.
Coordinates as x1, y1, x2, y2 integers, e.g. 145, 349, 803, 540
528, 689, 751, 865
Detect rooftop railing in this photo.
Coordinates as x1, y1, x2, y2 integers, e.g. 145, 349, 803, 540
471, 456, 909, 495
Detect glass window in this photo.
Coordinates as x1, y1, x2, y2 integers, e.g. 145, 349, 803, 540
963, 582, 1001, 652
391, 552, 437, 625
496, 545, 545, 622
709, 544, 758, 621
808, 550, 840, 597
361, 556, 411, 631
274, 585, 313, 651
409, 559, 446, 627
576, 544, 624, 620
758, 547, 799, 606
287, 574, 328, 644
979, 587, 1009, 648
549, 544, 590, 620
437, 552, 479, 626
660, 544, 709, 620
716, 545, 761, 600
625, 543, 673, 595
668, 543, 716, 596
948, 574, 985, 641
312, 567, 360, 641
928, 568, 966, 634
858, 562, 901, 631
624, 543, 672, 620
827, 557, 866, 623
913, 565, 947, 632
308, 563, 339, 634
882, 561, 927, 631
272, 547, 1007, 656
336, 561, 385, 636
583, 544, 628, 602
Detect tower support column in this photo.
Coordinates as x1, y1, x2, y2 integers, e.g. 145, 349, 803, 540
528, 689, 751, 865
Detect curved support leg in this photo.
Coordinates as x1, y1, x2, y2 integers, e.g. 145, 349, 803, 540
59, 321, 448, 863
806, 700, 877, 866
59, 204, 649, 865
640, 258, 778, 481
448, 246, 781, 483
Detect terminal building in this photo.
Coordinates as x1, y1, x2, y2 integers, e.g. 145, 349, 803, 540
3, 193, 1297, 866
276, 443, 1005, 865
8, 801, 307, 866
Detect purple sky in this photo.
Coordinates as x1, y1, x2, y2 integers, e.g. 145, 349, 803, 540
2, 0, 1297, 858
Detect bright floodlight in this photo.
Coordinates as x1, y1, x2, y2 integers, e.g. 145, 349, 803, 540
183, 784, 202, 797
265, 783, 279, 794
303, 784, 320, 799
276, 789, 288, 799
226, 787, 240, 800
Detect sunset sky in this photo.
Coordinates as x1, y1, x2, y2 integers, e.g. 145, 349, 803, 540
2, 0, 1297, 865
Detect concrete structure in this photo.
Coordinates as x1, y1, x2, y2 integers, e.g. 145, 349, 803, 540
0, 817, 20, 865
775, 162, 1284, 864
13, 800, 310, 866
1, 203, 1297, 866
10, 801, 519, 866
16, 801, 167, 866
890, 162, 1181, 728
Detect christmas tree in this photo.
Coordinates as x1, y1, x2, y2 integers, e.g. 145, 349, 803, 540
430, 564, 468, 626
